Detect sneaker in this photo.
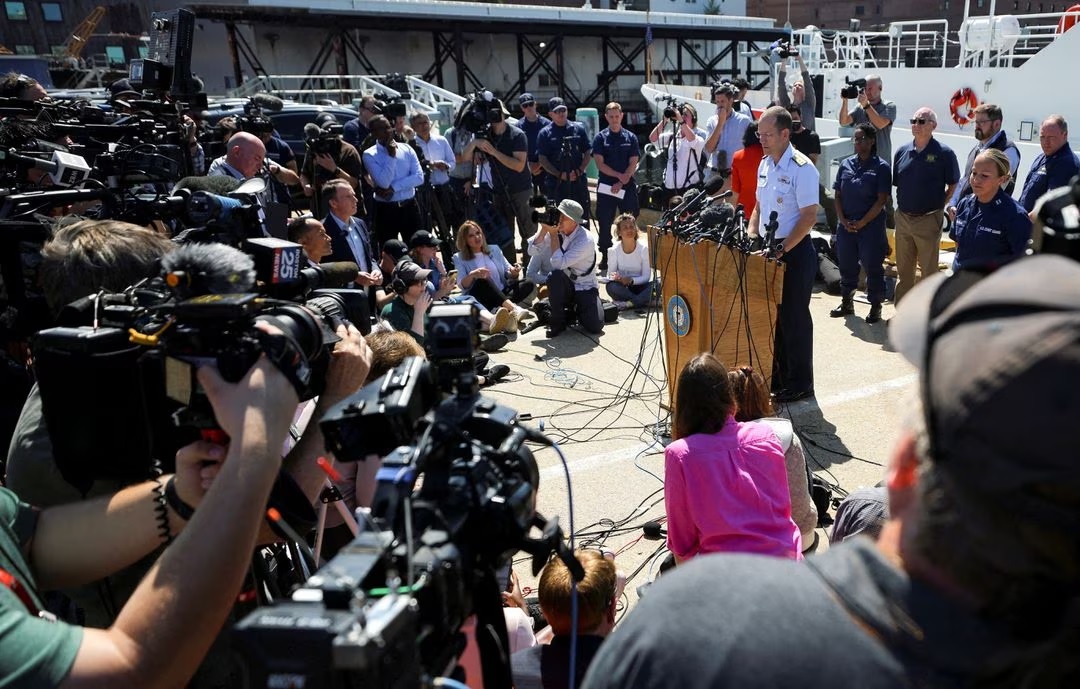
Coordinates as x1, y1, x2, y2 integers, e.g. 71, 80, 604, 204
516, 307, 536, 321
489, 307, 511, 334
478, 333, 509, 352
615, 300, 633, 311
482, 363, 510, 385
505, 308, 521, 333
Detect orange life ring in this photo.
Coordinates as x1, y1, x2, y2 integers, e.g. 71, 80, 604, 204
949, 87, 979, 126
1059, 5, 1080, 34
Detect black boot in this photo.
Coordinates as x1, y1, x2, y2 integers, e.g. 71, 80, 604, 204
830, 297, 854, 318
866, 303, 883, 324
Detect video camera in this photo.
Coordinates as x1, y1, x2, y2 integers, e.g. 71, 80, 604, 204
655, 94, 685, 122
529, 193, 560, 226
306, 116, 344, 155
29, 240, 362, 493
1030, 174, 1080, 262
456, 89, 504, 137
238, 93, 285, 137
773, 39, 797, 59
841, 77, 868, 100
235, 303, 581, 689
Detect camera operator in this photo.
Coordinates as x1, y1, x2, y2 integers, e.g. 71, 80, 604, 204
537, 97, 593, 229
343, 95, 380, 151
777, 53, 817, 132
649, 102, 706, 207
540, 199, 604, 338
207, 131, 299, 208
410, 112, 458, 247
463, 100, 534, 264
0, 346, 300, 687
730, 77, 754, 118
592, 102, 640, 273
517, 93, 552, 191
300, 113, 364, 218
0, 71, 48, 101
6, 221, 373, 672
704, 83, 752, 192
840, 75, 897, 227
363, 114, 425, 246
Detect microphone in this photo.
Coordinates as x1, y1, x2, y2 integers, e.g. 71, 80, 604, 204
260, 261, 359, 299
665, 176, 726, 220
250, 92, 285, 113
303, 122, 322, 141
161, 242, 256, 298
173, 175, 241, 196
642, 520, 667, 540
764, 210, 780, 254
0, 149, 91, 187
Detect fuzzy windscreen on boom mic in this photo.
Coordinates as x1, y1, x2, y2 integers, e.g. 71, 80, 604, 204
161, 242, 256, 297
303, 122, 322, 140
173, 175, 242, 196
250, 93, 284, 113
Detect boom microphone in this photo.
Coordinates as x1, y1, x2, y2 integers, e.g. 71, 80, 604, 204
303, 122, 322, 141
161, 242, 257, 298
250, 92, 285, 113
173, 175, 241, 196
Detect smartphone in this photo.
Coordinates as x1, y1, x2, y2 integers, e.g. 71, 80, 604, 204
496, 563, 513, 593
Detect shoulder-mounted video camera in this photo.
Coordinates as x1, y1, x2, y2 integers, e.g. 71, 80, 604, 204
457, 89, 504, 137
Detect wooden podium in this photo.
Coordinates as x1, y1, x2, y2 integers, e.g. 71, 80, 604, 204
650, 230, 785, 408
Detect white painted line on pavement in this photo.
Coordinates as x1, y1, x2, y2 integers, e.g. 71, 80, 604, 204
815, 374, 917, 409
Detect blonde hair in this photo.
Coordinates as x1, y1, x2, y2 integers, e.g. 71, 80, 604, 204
976, 149, 1011, 179
455, 220, 489, 261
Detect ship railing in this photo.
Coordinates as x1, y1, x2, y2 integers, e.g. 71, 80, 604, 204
956, 10, 1074, 69
226, 73, 403, 104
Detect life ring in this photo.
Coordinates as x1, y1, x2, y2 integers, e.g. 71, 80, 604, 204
1058, 4, 1080, 34
949, 87, 979, 127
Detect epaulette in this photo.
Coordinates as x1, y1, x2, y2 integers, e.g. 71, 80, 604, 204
791, 150, 809, 166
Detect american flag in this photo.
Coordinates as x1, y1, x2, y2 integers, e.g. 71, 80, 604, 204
645, 25, 653, 45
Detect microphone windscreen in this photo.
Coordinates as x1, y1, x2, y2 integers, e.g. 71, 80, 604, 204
303, 122, 322, 140
319, 262, 359, 286
250, 92, 284, 113
161, 242, 256, 295
173, 175, 241, 196
703, 174, 726, 195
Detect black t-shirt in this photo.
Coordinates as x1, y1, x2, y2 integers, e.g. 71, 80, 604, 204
790, 128, 821, 158
300, 138, 363, 188
487, 123, 533, 194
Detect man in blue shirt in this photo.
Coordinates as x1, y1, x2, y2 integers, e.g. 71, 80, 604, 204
537, 98, 593, 228
1018, 115, 1080, 212
703, 83, 752, 189
517, 92, 551, 192
343, 96, 379, 151
592, 102, 640, 272
891, 107, 959, 304
362, 115, 425, 246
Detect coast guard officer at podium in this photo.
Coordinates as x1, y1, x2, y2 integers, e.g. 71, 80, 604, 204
748, 105, 820, 403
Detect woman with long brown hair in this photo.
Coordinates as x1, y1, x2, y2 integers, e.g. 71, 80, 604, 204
665, 354, 802, 562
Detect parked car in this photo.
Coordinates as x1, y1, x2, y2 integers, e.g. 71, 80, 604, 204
202, 99, 357, 157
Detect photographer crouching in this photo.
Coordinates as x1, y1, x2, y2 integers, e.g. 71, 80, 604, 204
536, 199, 604, 338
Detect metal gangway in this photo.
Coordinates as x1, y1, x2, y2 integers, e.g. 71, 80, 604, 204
226, 73, 467, 126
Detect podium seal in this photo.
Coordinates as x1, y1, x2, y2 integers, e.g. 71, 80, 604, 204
666, 295, 691, 337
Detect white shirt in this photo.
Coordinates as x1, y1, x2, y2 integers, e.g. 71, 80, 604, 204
607, 240, 651, 285
659, 128, 707, 190
755, 143, 820, 239
413, 132, 456, 186
549, 224, 599, 291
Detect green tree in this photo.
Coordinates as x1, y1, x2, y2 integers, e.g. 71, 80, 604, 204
704, 0, 722, 14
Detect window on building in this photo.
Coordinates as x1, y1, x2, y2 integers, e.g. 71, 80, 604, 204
15, 45, 36, 55
4, 1, 27, 20
855, 5, 866, 15
41, 2, 62, 21
105, 46, 126, 66
138, 46, 148, 59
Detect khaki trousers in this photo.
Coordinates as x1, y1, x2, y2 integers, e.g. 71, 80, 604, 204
893, 209, 943, 305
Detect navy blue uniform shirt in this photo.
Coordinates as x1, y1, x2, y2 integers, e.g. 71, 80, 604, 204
537, 121, 592, 173
1018, 143, 1080, 211
951, 188, 1032, 269
893, 138, 960, 214
834, 155, 891, 225
519, 115, 552, 163
592, 127, 640, 186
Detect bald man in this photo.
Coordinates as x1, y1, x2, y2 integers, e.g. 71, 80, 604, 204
207, 131, 299, 191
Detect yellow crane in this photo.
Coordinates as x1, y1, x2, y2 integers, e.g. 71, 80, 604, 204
64, 6, 107, 59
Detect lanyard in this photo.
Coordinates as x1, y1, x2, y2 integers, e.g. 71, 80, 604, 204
0, 566, 39, 617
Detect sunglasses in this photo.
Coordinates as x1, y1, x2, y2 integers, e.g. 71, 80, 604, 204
909, 118, 930, 125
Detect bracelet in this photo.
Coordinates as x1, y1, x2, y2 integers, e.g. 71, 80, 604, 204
164, 476, 196, 521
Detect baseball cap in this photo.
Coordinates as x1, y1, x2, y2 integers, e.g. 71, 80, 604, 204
557, 199, 584, 225
548, 97, 567, 112
110, 78, 139, 100
409, 230, 439, 249
890, 255, 1080, 573
382, 239, 409, 263
519, 92, 536, 106
394, 260, 433, 285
